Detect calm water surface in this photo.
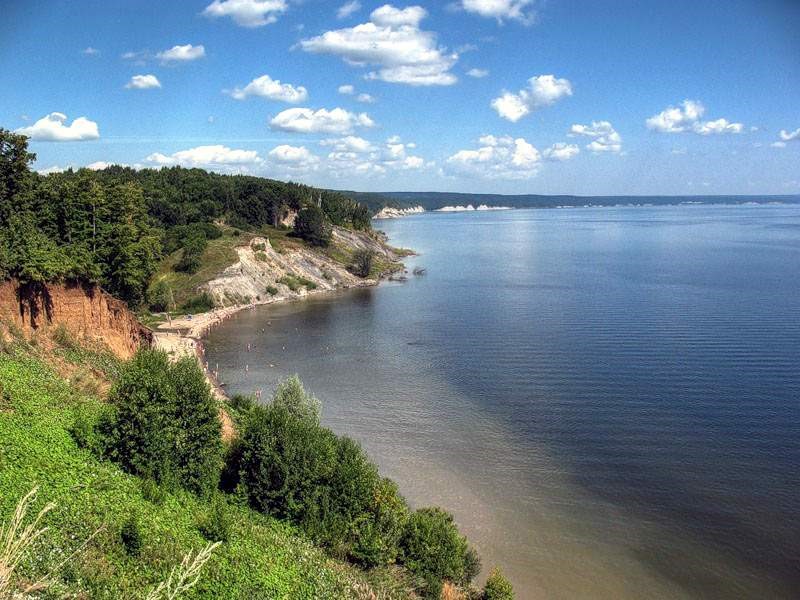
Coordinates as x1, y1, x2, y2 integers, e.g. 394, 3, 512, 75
205, 206, 800, 599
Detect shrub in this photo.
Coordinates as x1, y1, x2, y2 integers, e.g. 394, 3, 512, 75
238, 403, 338, 520
483, 568, 514, 600
265, 285, 278, 296
298, 277, 317, 290
180, 292, 215, 313
271, 375, 320, 424
69, 408, 103, 454
252, 242, 266, 252
277, 275, 300, 292
400, 507, 479, 595
234, 377, 410, 568
140, 478, 167, 505
350, 249, 375, 278
100, 349, 223, 496
175, 235, 207, 274
293, 204, 331, 247
197, 495, 232, 543
120, 516, 143, 556
148, 279, 173, 312
52, 323, 78, 349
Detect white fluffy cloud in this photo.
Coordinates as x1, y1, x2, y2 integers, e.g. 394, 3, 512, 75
156, 44, 205, 63
320, 136, 376, 152
267, 145, 320, 172
337, 0, 361, 19
229, 74, 308, 103
202, 0, 287, 27
543, 142, 580, 161
646, 100, 743, 135
569, 120, 622, 153
491, 75, 572, 122
323, 135, 427, 176
461, 0, 535, 24
446, 135, 541, 179
270, 107, 374, 134
338, 84, 355, 95
357, 93, 375, 103
125, 74, 161, 89
16, 112, 100, 142
300, 4, 458, 86
466, 68, 489, 78
779, 127, 800, 142
146, 145, 262, 171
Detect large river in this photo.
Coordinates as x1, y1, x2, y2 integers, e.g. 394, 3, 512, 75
204, 205, 800, 599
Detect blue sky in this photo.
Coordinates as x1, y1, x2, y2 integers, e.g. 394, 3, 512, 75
1, 0, 798, 195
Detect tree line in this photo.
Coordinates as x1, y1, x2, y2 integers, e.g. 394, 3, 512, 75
0, 129, 372, 305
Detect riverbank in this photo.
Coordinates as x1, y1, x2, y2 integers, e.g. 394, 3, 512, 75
151, 229, 409, 401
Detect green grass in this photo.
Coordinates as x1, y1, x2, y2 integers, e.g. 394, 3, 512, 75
0, 344, 414, 599
150, 233, 253, 308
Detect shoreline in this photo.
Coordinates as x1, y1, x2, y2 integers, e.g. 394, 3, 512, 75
151, 277, 391, 401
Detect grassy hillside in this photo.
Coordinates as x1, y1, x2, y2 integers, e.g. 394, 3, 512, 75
0, 329, 414, 599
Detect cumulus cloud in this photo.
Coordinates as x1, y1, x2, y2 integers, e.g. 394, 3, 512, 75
270, 107, 374, 134
338, 84, 355, 95
85, 161, 131, 170
466, 68, 489, 78
15, 112, 100, 142
125, 74, 162, 89
357, 93, 376, 103
300, 4, 458, 86
337, 0, 361, 19
267, 145, 320, 172
569, 120, 622, 153
460, 0, 535, 24
228, 74, 308, 103
543, 142, 579, 161
146, 145, 263, 171
646, 100, 743, 135
156, 44, 205, 63
322, 135, 427, 176
779, 127, 800, 142
202, 0, 288, 27
491, 74, 572, 122
320, 136, 376, 153
446, 135, 541, 179
37, 165, 68, 175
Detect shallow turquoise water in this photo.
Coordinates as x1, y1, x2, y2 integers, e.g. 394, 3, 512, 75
206, 205, 800, 599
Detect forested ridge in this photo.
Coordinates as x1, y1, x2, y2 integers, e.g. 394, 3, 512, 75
0, 129, 371, 306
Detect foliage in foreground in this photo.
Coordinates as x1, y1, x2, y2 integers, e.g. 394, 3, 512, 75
231, 376, 480, 595
482, 568, 515, 600
0, 343, 412, 598
100, 350, 223, 496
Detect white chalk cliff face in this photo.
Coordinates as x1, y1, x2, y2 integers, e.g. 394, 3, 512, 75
373, 205, 425, 219
202, 228, 402, 307
435, 204, 512, 212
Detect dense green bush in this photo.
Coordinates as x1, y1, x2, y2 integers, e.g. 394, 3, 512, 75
293, 204, 332, 247
198, 494, 233, 543
483, 568, 514, 599
400, 507, 480, 596
234, 378, 409, 568
120, 515, 144, 556
148, 279, 173, 312
272, 375, 320, 423
100, 349, 223, 496
180, 292, 215, 313
350, 248, 376, 278
175, 235, 207, 274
